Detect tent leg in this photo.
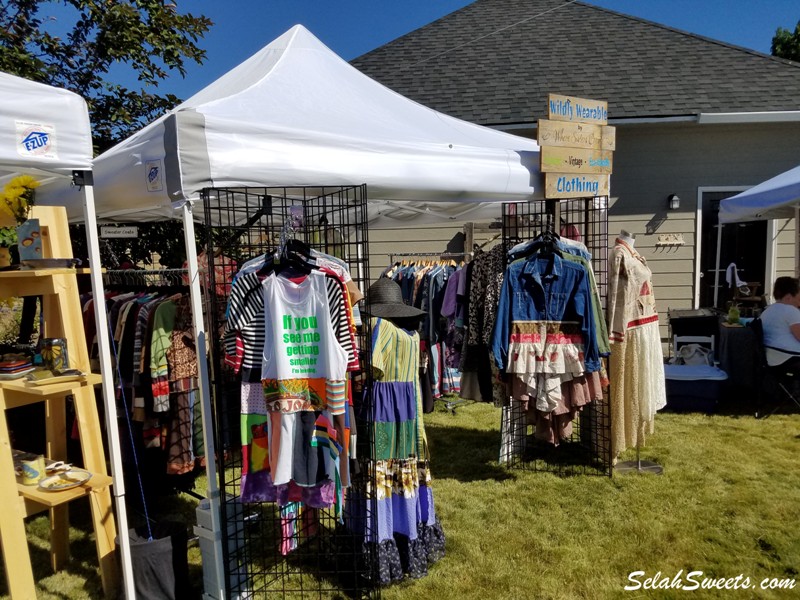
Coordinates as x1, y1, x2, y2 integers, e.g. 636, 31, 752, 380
79, 175, 136, 600
713, 223, 723, 308
182, 201, 227, 599
795, 207, 799, 279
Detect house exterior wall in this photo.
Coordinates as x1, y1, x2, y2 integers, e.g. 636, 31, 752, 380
610, 121, 800, 340
364, 121, 799, 343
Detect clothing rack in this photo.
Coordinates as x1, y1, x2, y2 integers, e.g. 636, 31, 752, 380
388, 251, 469, 263
91, 274, 203, 516
201, 185, 380, 599
103, 268, 189, 287
499, 197, 612, 477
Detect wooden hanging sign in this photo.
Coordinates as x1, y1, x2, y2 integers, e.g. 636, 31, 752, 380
547, 93, 608, 125
540, 146, 613, 174
540, 93, 613, 198
537, 119, 615, 151
544, 173, 610, 198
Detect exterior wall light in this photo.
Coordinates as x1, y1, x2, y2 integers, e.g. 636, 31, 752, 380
667, 194, 680, 210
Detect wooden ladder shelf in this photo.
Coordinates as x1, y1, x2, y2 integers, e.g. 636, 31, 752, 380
0, 206, 118, 598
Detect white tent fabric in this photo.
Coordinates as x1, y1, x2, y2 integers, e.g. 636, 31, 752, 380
719, 164, 800, 223
0, 71, 137, 599
0, 72, 91, 188
0, 71, 96, 217
82, 25, 540, 224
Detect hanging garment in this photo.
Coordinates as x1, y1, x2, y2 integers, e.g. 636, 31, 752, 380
89, 287, 202, 482
492, 251, 600, 376
227, 251, 359, 507
607, 238, 666, 457
441, 268, 464, 369
235, 269, 350, 510
345, 317, 445, 585
560, 252, 610, 357
494, 236, 603, 454
261, 271, 348, 415
387, 261, 458, 405
224, 268, 356, 383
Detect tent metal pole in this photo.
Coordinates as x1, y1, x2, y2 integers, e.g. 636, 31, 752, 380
78, 175, 136, 599
713, 223, 723, 308
181, 201, 226, 599
795, 206, 799, 279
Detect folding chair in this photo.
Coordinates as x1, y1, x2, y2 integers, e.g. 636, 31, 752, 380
733, 282, 767, 317
748, 318, 800, 418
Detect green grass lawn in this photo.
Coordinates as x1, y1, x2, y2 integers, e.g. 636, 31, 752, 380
387, 402, 799, 600
2, 400, 798, 599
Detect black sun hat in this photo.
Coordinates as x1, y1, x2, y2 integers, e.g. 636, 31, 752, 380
363, 277, 426, 318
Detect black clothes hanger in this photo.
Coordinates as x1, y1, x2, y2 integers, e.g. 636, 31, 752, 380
516, 230, 562, 259
273, 238, 315, 275
284, 238, 314, 263
536, 229, 561, 257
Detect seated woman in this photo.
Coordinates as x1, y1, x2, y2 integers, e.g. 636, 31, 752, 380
760, 276, 800, 368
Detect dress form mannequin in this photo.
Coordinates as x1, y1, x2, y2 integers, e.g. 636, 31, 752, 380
608, 227, 665, 475
618, 229, 636, 247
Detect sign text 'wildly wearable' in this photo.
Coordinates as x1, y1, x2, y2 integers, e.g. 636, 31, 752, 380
539, 94, 614, 199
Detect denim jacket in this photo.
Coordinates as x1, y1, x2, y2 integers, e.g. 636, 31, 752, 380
491, 252, 600, 373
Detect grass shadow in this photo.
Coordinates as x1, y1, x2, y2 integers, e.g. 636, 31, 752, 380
512, 439, 612, 477
0, 501, 105, 599
426, 422, 516, 483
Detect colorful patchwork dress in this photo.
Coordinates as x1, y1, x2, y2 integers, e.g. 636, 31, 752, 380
346, 316, 445, 584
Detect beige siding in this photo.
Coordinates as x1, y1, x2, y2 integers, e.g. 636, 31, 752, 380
610, 121, 799, 329
366, 222, 501, 283
774, 218, 796, 280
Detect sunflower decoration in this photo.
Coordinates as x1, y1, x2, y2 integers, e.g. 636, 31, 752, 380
1, 175, 39, 225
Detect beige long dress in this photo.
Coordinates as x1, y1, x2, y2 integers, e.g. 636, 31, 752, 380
607, 238, 667, 458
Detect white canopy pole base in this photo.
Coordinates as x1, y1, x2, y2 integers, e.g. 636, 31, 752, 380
182, 201, 227, 599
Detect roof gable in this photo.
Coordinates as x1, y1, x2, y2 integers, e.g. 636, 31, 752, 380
351, 0, 800, 124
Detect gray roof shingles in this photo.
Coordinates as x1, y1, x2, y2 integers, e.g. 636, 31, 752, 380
350, 0, 800, 124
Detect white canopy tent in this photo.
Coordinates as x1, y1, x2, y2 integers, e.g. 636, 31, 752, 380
0, 71, 136, 598
719, 164, 800, 280
719, 164, 800, 224
56, 24, 541, 225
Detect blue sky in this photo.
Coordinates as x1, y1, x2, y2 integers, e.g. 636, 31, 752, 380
134, 0, 798, 99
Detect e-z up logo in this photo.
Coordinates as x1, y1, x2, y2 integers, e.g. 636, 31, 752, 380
22, 131, 50, 152
145, 159, 164, 192
16, 122, 56, 158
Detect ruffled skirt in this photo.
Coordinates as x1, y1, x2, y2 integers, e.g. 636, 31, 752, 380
345, 459, 445, 585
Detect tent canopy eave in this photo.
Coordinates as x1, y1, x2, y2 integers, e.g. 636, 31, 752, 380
719, 164, 800, 224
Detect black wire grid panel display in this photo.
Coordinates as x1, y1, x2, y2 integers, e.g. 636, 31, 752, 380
499, 198, 613, 477
200, 185, 380, 598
